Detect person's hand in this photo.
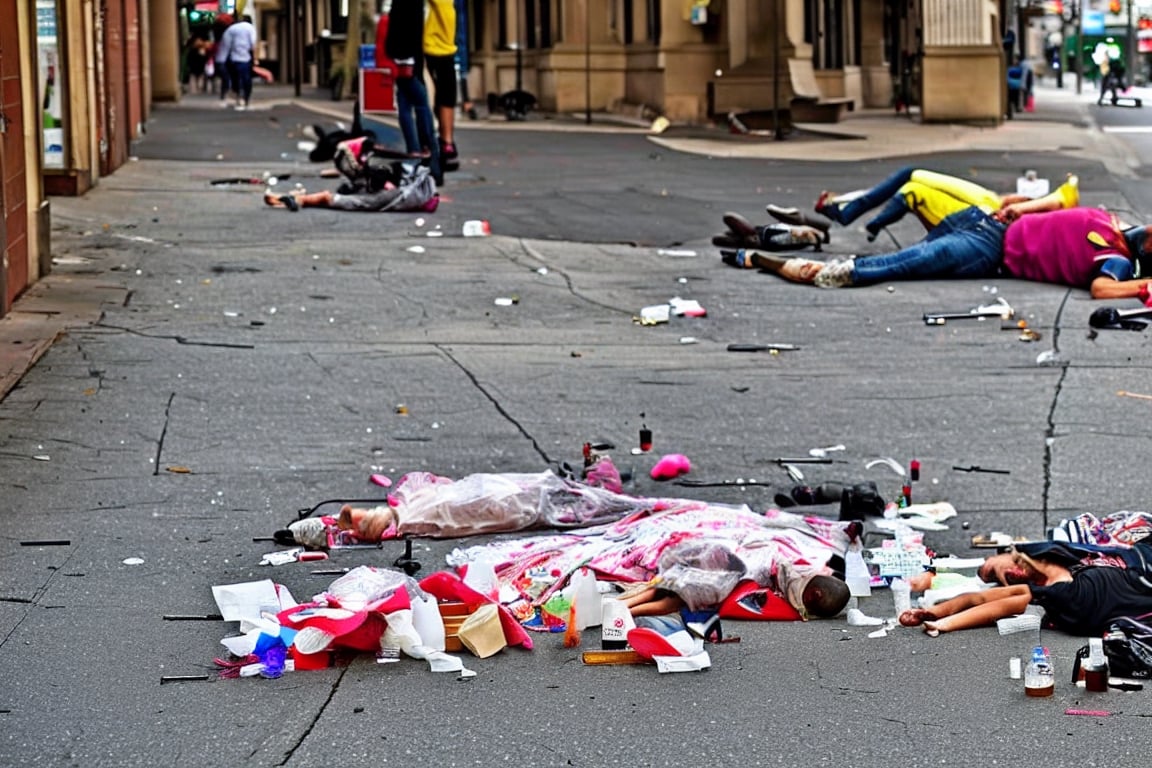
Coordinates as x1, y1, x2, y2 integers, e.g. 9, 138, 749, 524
994, 203, 1022, 224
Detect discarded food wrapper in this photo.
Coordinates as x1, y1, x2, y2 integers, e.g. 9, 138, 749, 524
638, 304, 671, 325
970, 531, 1028, 548
462, 220, 491, 237
668, 297, 706, 318
494, 297, 519, 307
656, 248, 697, 257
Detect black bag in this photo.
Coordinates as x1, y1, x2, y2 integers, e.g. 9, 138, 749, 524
1072, 616, 1152, 681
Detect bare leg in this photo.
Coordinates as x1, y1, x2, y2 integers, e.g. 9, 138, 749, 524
629, 594, 684, 617
263, 190, 334, 210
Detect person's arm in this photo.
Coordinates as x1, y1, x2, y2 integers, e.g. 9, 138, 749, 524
995, 195, 1065, 223
1089, 275, 1152, 300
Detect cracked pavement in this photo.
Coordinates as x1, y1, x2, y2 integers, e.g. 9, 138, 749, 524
1, 99, 1151, 766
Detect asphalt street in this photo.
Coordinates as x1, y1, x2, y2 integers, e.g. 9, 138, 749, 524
2, 84, 1151, 767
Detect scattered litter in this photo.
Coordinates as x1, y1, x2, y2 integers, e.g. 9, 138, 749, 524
809, 444, 845, 458
494, 297, 519, 306
32, 455, 51, 462
923, 297, 1013, 325
1064, 709, 1114, 717
462, 220, 491, 237
783, 464, 804, 482
1118, 390, 1152, 401
395, 404, 409, 415
638, 304, 670, 325
415, 217, 425, 227
656, 249, 697, 257
846, 608, 885, 627
160, 675, 211, 684
668, 297, 706, 317
163, 614, 224, 621
370, 474, 393, 488
166, 466, 192, 474
20, 539, 71, 547
952, 464, 1010, 474
867, 620, 898, 639
260, 548, 329, 566
997, 613, 1042, 635
406, 245, 426, 254
536, 267, 548, 275
1036, 349, 1062, 366
865, 457, 905, 477
970, 532, 1028, 548
426, 230, 444, 238
649, 116, 670, 134
678, 337, 698, 345
727, 343, 800, 353
123, 557, 145, 565
650, 454, 691, 481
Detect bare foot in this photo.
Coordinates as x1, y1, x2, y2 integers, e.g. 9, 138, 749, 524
779, 258, 825, 284
899, 608, 937, 627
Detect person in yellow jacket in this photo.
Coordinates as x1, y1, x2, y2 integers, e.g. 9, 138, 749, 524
425, 0, 460, 171
811, 167, 1079, 242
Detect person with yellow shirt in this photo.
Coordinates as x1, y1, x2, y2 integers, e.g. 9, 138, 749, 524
425, 0, 460, 171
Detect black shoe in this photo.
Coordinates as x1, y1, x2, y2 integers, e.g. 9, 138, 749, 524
713, 232, 758, 248
719, 249, 755, 268
440, 141, 460, 172
722, 212, 759, 240
765, 204, 831, 242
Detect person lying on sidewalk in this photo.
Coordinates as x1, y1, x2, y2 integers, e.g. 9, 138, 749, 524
263, 172, 439, 213
900, 542, 1152, 636
805, 167, 1078, 241
746, 202, 1152, 301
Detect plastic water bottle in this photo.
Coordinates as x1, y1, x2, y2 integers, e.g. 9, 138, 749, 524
890, 577, 912, 617
1024, 646, 1054, 697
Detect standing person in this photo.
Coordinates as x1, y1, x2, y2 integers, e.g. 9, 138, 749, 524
211, 12, 235, 104
454, 0, 478, 120
220, 13, 258, 110
384, 0, 443, 185
424, 0, 460, 171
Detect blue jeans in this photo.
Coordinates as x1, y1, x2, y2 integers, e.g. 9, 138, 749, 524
228, 60, 253, 104
823, 166, 915, 228
851, 206, 1006, 285
394, 75, 441, 181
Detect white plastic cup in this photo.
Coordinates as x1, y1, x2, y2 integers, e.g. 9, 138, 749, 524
1009, 657, 1022, 679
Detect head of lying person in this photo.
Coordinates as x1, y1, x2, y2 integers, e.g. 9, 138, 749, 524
1123, 225, 1152, 277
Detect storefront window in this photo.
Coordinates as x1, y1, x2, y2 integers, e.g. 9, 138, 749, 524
36, 0, 66, 169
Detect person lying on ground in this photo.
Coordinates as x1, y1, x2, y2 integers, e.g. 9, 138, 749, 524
744, 203, 1152, 300
264, 181, 438, 213
899, 541, 1152, 636
809, 167, 1079, 241
713, 212, 828, 251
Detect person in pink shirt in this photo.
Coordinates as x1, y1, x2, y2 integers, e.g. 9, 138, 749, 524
748, 199, 1152, 302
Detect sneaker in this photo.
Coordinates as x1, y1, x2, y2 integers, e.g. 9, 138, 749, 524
235, 104, 247, 111
765, 204, 831, 241
813, 257, 855, 288
762, 225, 824, 252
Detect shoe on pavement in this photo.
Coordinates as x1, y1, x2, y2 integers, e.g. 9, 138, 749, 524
722, 212, 759, 240
813, 257, 855, 288
765, 204, 831, 242
719, 249, 756, 268
713, 232, 758, 248
440, 141, 460, 172
762, 224, 824, 252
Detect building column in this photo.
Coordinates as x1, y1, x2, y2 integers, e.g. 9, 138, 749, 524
149, 0, 180, 101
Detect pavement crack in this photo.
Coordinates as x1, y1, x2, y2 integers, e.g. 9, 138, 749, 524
94, 321, 255, 348
153, 392, 175, 476
1040, 290, 1073, 532
435, 344, 553, 465
275, 665, 350, 766
514, 240, 633, 316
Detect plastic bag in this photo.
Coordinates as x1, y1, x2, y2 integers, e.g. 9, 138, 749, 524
656, 539, 746, 611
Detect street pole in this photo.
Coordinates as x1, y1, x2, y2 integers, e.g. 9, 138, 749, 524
1076, 2, 1083, 95
290, 0, 301, 97
773, 0, 783, 141
585, 0, 591, 125
1127, 0, 1136, 88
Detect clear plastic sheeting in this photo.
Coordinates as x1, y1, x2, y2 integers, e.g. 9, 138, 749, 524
388, 470, 650, 539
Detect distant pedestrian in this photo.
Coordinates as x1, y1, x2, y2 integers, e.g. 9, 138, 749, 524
425, 0, 460, 170
219, 14, 258, 110
212, 13, 235, 103
454, 0, 478, 120
383, 0, 443, 185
